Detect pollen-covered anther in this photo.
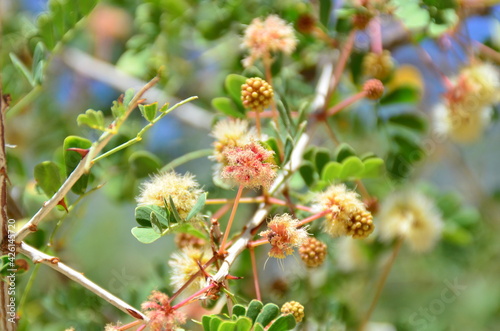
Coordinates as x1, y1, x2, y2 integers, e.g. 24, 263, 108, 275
363, 79, 384, 100
241, 77, 274, 111
299, 237, 327, 268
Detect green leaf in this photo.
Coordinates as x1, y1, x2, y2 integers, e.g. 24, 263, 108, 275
10, 53, 35, 87
335, 143, 357, 162
255, 303, 280, 327
319, 0, 332, 26
212, 97, 245, 118
225, 74, 248, 103
131, 227, 162, 244
218, 321, 236, 331
135, 205, 170, 227
246, 300, 263, 324
315, 148, 331, 174
169, 196, 183, 223
138, 102, 158, 122
150, 212, 165, 234
174, 223, 208, 240
388, 113, 427, 133
360, 158, 385, 178
264, 137, 281, 166
268, 314, 296, 331
339, 156, 365, 179
203, 315, 212, 331
277, 100, 294, 133
283, 136, 294, 164
232, 305, 247, 318
235, 317, 252, 331
77, 109, 106, 131
321, 161, 342, 182
210, 316, 224, 331
32, 42, 46, 85
380, 86, 420, 105
111, 100, 126, 119
123, 88, 135, 107
129, 151, 161, 178
186, 193, 207, 221
299, 161, 316, 186
63, 136, 92, 195
253, 324, 265, 331
34, 161, 63, 198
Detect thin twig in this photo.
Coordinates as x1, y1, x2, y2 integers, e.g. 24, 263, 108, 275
249, 247, 261, 301
18, 242, 148, 321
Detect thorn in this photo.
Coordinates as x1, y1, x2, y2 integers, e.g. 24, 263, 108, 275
66, 147, 89, 158
126, 308, 144, 320
57, 199, 69, 213
28, 224, 38, 232
49, 257, 60, 264
225, 274, 243, 280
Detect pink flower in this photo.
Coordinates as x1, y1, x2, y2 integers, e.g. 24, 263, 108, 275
221, 142, 277, 189
141, 291, 186, 331
260, 214, 308, 259
242, 15, 297, 67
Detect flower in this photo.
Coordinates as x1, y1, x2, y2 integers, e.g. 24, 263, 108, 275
241, 77, 274, 111
242, 15, 297, 67
211, 118, 257, 163
378, 190, 443, 253
281, 301, 305, 322
221, 141, 277, 189
299, 237, 327, 268
335, 237, 368, 272
141, 291, 186, 331
168, 247, 214, 292
433, 62, 500, 143
314, 184, 374, 239
363, 79, 384, 100
136, 171, 204, 219
362, 50, 394, 80
259, 214, 308, 259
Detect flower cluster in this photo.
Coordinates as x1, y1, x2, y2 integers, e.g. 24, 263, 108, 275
137, 171, 204, 219
362, 50, 394, 80
281, 301, 305, 323
299, 237, 327, 268
314, 184, 374, 239
242, 14, 297, 67
260, 214, 309, 259
241, 77, 274, 111
221, 141, 277, 189
378, 190, 443, 253
141, 291, 186, 331
434, 62, 500, 143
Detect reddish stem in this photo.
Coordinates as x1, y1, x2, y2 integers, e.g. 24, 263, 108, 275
296, 210, 330, 227
219, 185, 244, 254
327, 91, 367, 117
206, 197, 265, 205
369, 18, 383, 54
266, 197, 314, 213
255, 109, 262, 138
212, 202, 232, 221
117, 320, 143, 331
171, 283, 216, 311
249, 246, 262, 301
247, 110, 299, 118
328, 30, 357, 100
248, 238, 269, 248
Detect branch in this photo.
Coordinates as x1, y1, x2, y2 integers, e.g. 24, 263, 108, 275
18, 242, 148, 322
211, 133, 310, 284
15, 77, 159, 243
62, 48, 213, 130
0, 91, 16, 331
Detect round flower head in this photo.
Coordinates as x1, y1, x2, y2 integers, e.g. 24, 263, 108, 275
314, 184, 374, 239
281, 301, 305, 323
221, 141, 277, 189
259, 213, 309, 259
242, 15, 297, 67
299, 237, 327, 268
241, 77, 274, 111
434, 62, 500, 143
211, 118, 257, 163
362, 50, 395, 80
335, 237, 368, 272
141, 290, 186, 331
378, 190, 443, 253
137, 171, 204, 219
168, 247, 215, 293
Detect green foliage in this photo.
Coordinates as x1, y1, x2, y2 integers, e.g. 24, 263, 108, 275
77, 109, 106, 131
33, 161, 63, 198
63, 136, 92, 195
138, 102, 158, 122
36, 0, 99, 50
201, 300, 296, 331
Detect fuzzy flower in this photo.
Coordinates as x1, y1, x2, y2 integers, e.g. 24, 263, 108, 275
211, 118, 257, 164
434, 63, 500, 143
168, 247, 214, 293
314, 184, 374, 239
260, 214, 308, 259
335, 237, 368, 272
378, 190, 443, 253
141, 290, 186, 331
221, 141, 277, 189
136, 171, 204, 219
362, 50, 395, 80
242, 15, 297, 67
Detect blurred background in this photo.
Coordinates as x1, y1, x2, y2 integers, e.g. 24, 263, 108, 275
2, 0, 500, 330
